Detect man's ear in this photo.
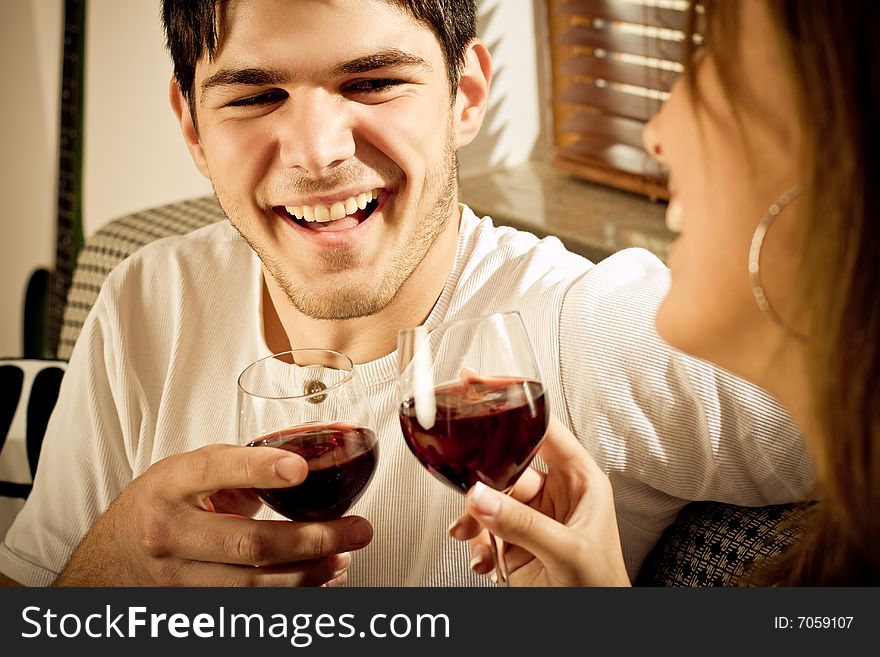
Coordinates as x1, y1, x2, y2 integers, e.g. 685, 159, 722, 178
454, 39, 492, 148
169, 78, 210, 179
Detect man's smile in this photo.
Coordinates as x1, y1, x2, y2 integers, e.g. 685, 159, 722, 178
273, 188, 386, 233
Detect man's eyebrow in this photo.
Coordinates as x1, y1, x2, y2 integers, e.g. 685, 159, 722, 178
200, 67, 286, 98
331, 49, 432, 76
199, 50, 431, 100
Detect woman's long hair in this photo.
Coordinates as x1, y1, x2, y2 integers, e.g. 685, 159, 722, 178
686, 0, 879, 585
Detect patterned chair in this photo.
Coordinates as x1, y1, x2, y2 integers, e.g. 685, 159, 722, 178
55, 196, 811, 586
58, 196, 226, 360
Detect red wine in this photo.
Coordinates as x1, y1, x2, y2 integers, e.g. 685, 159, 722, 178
247, 422, 378, 522
399, 379, 547, 493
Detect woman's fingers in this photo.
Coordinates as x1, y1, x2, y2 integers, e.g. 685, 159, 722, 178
464, 482, 574, 567
449, 414, 630, 587
448, 467, 546, 540
507, 467, 546, 503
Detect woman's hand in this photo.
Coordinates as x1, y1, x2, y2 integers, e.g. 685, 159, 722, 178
449, 415, 630, 586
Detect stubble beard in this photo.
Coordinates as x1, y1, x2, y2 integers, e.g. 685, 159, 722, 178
222, 122, 459, 321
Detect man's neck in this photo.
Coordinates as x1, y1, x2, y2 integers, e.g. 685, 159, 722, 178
262, 211, 461, 364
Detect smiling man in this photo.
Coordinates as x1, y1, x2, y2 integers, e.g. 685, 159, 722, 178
0, 0, 813, 587
175, 0, 477, 361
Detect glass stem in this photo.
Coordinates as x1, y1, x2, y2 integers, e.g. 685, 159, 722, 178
488, 531, 510, 587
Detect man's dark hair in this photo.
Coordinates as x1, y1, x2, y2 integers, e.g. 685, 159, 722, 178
162, 0, 478, 122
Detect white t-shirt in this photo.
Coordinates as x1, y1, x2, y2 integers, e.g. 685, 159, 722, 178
0, 206, 814, 586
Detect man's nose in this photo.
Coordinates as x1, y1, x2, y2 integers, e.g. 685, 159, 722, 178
276, 90, 356, 176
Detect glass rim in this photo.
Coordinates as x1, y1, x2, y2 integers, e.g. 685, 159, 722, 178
237, 348, 355, 401
397, 310, 524, 338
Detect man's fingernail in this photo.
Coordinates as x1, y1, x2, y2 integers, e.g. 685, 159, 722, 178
330, 551, 351, 572
274, 456, 303, 482
345, 520, 373, 547
325, 572, 348, 588
469, 482, 501, 516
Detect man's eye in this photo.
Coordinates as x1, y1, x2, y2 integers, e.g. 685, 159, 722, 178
226, 90, 287, 107
345, 78, 403, 94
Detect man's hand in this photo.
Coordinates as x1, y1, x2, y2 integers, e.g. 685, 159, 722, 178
448, 415, 630, 587
54, 444, 373, 586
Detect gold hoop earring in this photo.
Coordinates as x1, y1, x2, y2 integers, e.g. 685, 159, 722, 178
748, 186, 806, 339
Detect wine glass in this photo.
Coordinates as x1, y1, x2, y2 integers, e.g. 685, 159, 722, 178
237, 348, 379, 522
396, 311, 548, 586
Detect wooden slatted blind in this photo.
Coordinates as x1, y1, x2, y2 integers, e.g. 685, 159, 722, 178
547, 0, 693, 201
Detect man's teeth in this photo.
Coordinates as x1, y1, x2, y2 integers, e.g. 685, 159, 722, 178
285, 189, 379, 223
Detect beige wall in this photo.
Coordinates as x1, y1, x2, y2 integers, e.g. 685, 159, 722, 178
1, 0, 548, 357
461, 0, 551, 177
0, 0, 63, 358
83, 0, 212, 238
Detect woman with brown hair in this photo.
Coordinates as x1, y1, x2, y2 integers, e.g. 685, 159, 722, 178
452, 0, 878, 585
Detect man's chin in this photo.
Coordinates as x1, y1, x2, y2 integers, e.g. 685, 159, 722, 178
285, 284, 396, 321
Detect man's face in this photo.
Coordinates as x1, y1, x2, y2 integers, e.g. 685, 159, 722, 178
188, 0, 462, 319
